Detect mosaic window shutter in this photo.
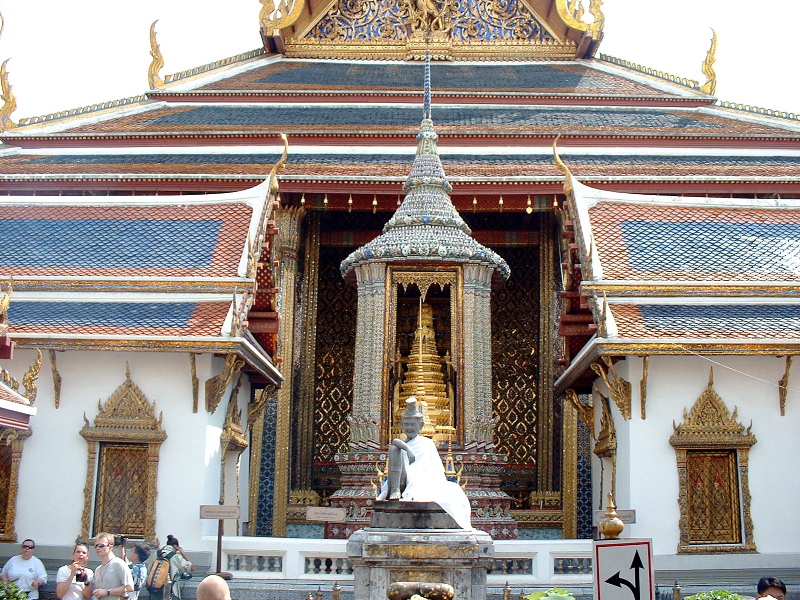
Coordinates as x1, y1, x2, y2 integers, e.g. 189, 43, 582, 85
685, 450, 741, 544
94, 443, 149, 537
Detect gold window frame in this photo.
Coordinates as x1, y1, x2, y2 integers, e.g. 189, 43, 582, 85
79, 367, 166, 543
669, 370, 756, 554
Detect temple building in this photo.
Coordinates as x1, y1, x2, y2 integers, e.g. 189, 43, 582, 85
0, 0, 798, 587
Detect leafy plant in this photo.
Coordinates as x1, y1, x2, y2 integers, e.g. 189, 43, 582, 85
0, 580, 28, 600
685, 591, 741, 600
524, 588, 576, 600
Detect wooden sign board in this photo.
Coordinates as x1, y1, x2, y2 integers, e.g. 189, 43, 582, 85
199, 505, 241, 520
594, 538, 654, 600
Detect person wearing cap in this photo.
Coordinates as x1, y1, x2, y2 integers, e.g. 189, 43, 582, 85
377, 397, 472, 530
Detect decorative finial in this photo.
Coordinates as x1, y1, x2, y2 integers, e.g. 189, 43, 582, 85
423, 48, 432, 121
598, 492, 624, 539
148, 20, 165, 89
699, 28, 717, 95
0, 58, 17, 131
552, 134, 573, 195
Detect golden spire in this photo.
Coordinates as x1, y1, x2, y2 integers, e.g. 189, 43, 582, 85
148, 20, 164, 89
0, 58, 17, 131
699, 28, 717, 95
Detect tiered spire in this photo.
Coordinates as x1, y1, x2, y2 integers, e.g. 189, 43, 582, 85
340, 54, 509, 281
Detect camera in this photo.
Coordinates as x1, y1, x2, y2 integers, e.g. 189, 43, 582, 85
113, 535, 126, 547
75, 569, 88, 583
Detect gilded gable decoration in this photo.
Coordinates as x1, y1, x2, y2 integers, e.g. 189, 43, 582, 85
147, 20, 165, 89
669, 369, 756, 554
0, 58, 16, 131
79, 366, 166, 543
555, 0, 604, 33
699, 28, 717, 95
260, 0, 306, 35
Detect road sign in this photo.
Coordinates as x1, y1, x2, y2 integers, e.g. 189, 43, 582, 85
199, 504, 241, 519
594, 538, 654, 600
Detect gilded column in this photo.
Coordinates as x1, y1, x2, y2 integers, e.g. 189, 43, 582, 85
461, 263, 493, 444
271, 206, 305, 537
350, 262, 387, 446
292, 213, 320, 498
538, 213, 556, 491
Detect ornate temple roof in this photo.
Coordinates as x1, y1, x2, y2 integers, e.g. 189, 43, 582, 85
0, 179, 284, 383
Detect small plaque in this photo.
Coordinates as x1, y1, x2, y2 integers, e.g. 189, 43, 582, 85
306, 506, 346, 522
199, 505, 241, 519
594, 509, 636, 524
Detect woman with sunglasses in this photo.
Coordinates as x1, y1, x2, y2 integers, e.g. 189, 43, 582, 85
0, 539, 47, 599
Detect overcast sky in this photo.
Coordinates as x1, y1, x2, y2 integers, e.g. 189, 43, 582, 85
0, 0, 798, 120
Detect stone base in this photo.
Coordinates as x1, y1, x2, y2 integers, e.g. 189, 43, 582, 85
347, 502, 494, 600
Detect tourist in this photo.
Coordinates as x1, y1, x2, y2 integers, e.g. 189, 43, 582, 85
0, 539, 47, 599
125, 545, 150, 600
90, 533, 133, 600
196, 575, 231, 600
56, 543, 93, 600
156, 535, 194, 600
377, 397, 472, 530
757, 577, 787, 600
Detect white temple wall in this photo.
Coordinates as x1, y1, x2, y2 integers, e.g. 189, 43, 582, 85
594, 354, 800, 556
4, 348, 248, 553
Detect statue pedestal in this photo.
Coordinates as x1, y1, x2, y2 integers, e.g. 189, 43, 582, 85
326, 449, 518, 539
347, 501, 494, 600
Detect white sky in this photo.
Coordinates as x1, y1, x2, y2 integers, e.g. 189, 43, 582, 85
0, 0, 798, 120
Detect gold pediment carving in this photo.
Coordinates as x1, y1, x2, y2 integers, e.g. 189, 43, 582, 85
81, 364, 166, 443
670, 369, 756, 449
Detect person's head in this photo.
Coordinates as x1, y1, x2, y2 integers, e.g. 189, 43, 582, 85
757, 577, 787, 600
401, 398, 424, 439
166, 535, 179, 548
196, 575, 231, 600
94, 533, 116, 562
72, 543, 90, 566
130, 545, 150, 564
20, 539, 35, 558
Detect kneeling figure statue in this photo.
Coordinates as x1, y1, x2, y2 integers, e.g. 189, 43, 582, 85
377, 397, 472, 530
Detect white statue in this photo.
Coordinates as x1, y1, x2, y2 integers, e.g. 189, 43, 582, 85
377, 397, 472, 530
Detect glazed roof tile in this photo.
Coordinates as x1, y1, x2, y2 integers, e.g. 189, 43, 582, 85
0, 203, 252, 277
48, 105, 795, 137
194, 61, 681, 97
587, 202, 800, 282
610, 303, 800, 339
7, 300, 231, 337
1, 153, 799, 180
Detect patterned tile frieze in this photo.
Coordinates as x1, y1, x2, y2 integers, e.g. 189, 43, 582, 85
195, 61, 681, 97
611, 304, 800, 339
589, 203, 800, 282
7, 300, 231, 336
0, 204, 252, 277
3, 153, 800, 181
52, 105, 794, 137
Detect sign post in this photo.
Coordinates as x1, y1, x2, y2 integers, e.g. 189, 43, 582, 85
200, 504, 241, 580
593, 538, 654, 600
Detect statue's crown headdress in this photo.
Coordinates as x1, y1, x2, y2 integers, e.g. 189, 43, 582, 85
403, 397, 424, 419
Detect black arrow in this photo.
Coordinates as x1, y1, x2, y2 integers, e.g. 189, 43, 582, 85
605, 550, 644, 600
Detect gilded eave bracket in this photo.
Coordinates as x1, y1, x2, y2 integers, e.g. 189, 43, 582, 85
591, 356, 631, 420
639, 355, 649, 420
778, 355, 793, 416
206, 354, 246, 414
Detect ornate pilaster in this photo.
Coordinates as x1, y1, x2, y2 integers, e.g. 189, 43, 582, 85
538, 214, 556, 490
350, 262, 388, 446
461, 264, 494, 444
271, 206, 306, 537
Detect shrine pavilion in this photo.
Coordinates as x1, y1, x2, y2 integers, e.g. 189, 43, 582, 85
0, 0, 798, 589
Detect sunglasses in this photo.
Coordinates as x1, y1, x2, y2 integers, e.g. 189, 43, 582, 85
21, 545, 34, 550
94, 543, 111, 549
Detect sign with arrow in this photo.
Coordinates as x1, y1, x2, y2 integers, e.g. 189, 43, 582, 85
593, 538, 654, 600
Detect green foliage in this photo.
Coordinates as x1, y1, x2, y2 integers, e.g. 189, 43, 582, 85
524, 588, 576, 600
685, 591, 741, 600
0, 580, 28, 600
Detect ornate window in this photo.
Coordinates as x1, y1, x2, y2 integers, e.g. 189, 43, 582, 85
80, 367, 166, 542
669, 370, 756, 553
0, 429, 30, 541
